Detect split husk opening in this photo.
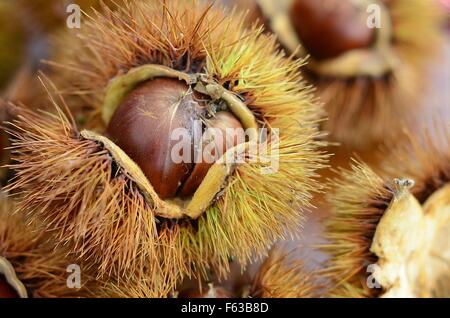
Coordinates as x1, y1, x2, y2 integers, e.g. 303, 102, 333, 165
85, 64, 260, 219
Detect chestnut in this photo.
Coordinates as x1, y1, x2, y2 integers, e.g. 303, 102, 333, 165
289, 0, 375, 60
107, 77, 244, 200
0, 275, 18, 298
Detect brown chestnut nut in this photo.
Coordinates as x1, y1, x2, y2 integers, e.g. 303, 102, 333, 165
107, 78, 244, 200
0, 275, 18, 298
290, 0, 375, 60
179, 111, 245, 197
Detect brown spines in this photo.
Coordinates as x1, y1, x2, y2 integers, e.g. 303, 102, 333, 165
381, 127, 450, 204
0, 194, 104, 298
321, 161, 393, 297
251, 249, 321, 298
5, 0, 326, 298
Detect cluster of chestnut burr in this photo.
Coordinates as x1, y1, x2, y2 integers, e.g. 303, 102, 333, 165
0, 0, 449, 298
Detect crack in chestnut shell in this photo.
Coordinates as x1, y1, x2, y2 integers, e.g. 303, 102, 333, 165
290, 0, 375, 60
107, 78, 205, 199
179, 112, 245, 197
0, 275, 18, 298
107, 78, 244, 200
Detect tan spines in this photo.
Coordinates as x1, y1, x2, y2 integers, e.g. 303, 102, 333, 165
322, 0, 444, 148
7, 103, 194, 296
5, 105, 161, 275
251, 249, 320, 298
322, 161, 393, 297
8, 0, 326, 296
381, 126, 450, 203
51, 0, 229, 126
103, 266, 180, 298
0, 195, 99, 298
14, 0, 115, 31
318, 75, 401, 149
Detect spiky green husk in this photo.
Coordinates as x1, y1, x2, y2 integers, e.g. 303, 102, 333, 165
8, 1, 327, 297
0, 194, 103, 298
321, 161, 393, 297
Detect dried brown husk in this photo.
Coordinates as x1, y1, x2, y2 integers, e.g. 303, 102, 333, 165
323, 156, 450, 297
0, 194, 105, 298
250, 248, 322, 298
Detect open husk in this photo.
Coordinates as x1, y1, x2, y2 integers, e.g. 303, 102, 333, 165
7, 1, 327, 297
323, 158, 450, 297
242, 0, 444, 148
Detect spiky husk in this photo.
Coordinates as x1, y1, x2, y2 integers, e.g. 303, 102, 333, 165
101, 271, 179, 298
250, 249, 321, 298
0, 194, 102, 298
8, 1, 326, 296
322, 122, 450, 297
244, 0, 444, 148
321, 161, 393, 297
379, 126, 450, 297
381, 126, 450, 203
314, 0, 444, 148
177, 248, 322, 298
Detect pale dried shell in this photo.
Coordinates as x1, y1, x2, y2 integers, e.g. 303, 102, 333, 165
371, 180, 450, 297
